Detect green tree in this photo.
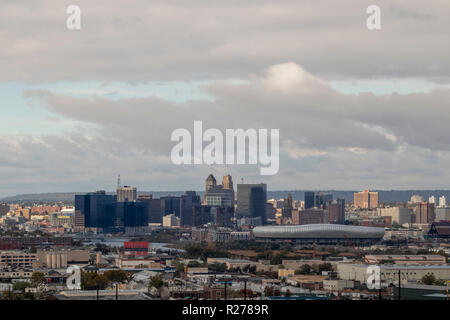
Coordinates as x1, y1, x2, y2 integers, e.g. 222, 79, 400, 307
103, 270, 130, 283
295, 264, 311, 275
13, 281, 29, 292
31, 272, 46, 287
422, 273, 436, 285
149, 274, 165, 289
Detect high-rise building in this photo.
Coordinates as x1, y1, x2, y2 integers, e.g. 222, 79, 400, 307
160, 196, 181, 217
414, 202, 435, 225
202, 174, 235, 207
75, 191, 117, 230
292, 209, 325, 225
328, 199, 345, 224
304, 192, 332, 209
75, 191, 149, 232
429, 196, 436, 205
180, 191, 201, 226
117, 186, 137, 202
205, 174, 217, 192
377, 207, 411, 225
354, 190, 379, 208
137, 195, 162, 224
439, 196, 447, 208
222, 175, 233, 190
236, 183, 267, 224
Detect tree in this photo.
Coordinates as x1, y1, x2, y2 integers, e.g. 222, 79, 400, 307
295, 264, 311, 275
421, 273, 436, 285
318, 263, 333, 273
31, 272, 46, 287
81, 271, 109, 290
13, 281, 29, 292
149, 274, 165, 289
103, 270, 130, 283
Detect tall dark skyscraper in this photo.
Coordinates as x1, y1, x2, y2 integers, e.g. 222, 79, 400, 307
75, 190, 149, 232
180, 191, 201, 226
236, 183, 267, 224
137, 195, 162, 224
75, 191, 117, 230
160, 196, 181, 217
304, 191, 333, 209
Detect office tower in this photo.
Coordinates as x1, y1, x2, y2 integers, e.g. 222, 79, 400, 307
292, 209, 324, 225
75, 191, 149, 232
414, 202, 435, 224
117, 185, 137, 202
282, 193, 293, 219
75, 191, 117, 229
180, 191, 201, 226
236, 183, 267, 224
304, 191, 333, 209
328, 199, 345, 224
205, 174, 217, 192
439, 196, 447, 208
212, 206, 234, 227
192, 205, 212, 227
377, 207, 411, 225
137, 195, 162, 224
160, 196, 181, 217
222, 175, 233, 190
354, 190, 379, 208
115, 201, 149, 227
203, 174, 235, 207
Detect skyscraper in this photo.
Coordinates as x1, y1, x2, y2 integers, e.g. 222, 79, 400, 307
202, 174, 235, 207
180, 191, 201, 226
236, 183, 267, 224
304, 191, 333, 209
117, 186, 137, 202
415, 202, 435, 225
439, 196, 447, 208
354, 190, 379, 208
328, 199, 345, 224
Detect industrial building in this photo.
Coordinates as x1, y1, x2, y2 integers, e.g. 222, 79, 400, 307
337, 263, 450, 284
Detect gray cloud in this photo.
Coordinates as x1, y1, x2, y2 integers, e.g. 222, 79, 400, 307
0, 62, 446, 196
0, 0, 449, 82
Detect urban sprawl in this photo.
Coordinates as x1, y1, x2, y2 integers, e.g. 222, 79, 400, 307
0, 175, 449, 300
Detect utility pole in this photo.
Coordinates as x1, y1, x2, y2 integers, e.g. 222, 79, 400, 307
224, 281, 227, 300
244, 279, 247, 300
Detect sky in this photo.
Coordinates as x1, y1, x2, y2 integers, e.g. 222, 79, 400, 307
0, 0, 450, 197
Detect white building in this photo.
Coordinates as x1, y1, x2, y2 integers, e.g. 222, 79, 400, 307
439, 196, 447, 208
429, 196, 436, 205
377, 207, 411, 225
162, 214, 180, 227
410, 195, 423, 203
435, 208, 450, 221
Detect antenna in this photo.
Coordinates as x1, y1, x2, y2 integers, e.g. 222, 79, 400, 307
241, 177, 244, 184
117, 174, 121, 188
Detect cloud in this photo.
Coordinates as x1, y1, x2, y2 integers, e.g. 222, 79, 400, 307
0, 0, 449, 83
0, 62, 445, 196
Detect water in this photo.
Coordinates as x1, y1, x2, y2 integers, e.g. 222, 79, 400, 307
81, 238, 184, 252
